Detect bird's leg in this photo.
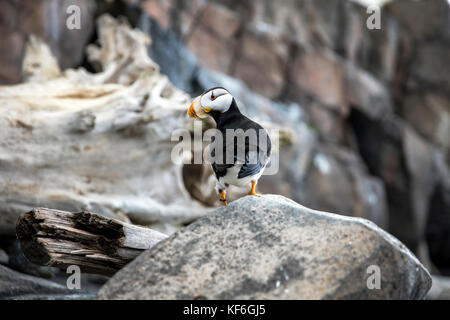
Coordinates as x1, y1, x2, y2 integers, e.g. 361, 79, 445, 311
219, 189, 227, 206
246, 180, 261, 197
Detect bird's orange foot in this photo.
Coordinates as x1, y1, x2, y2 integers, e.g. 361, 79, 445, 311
246, 181, 262, 197
247, 191, 262, 197
219, 190, 227, 206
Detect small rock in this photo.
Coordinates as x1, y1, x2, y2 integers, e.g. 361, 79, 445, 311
0, 248, 8, 264
0, 264, 72, 299
426, 276, 450, 300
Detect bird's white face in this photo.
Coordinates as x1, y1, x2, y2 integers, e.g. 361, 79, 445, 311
188, 87, 233, 119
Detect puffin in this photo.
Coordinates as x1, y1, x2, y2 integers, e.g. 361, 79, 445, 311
187, 87, 271, 206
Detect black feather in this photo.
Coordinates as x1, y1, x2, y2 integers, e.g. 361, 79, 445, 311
209, 98, 271, 180
238, 154, 265, 179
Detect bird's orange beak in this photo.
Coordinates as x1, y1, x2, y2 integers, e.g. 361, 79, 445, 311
188, 101, 199, 118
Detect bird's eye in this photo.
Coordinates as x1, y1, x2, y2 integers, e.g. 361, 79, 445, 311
211, 93, 216, 101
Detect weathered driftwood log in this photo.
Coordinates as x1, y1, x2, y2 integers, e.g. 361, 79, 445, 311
16, 208, 168, 276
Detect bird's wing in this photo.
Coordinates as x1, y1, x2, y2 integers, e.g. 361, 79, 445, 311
238, 151, 265, 179
237, 128, 271, 179
211, 124, 272, 180
210, 137, 233, 179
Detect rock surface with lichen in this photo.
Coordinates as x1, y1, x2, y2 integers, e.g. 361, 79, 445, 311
98, 194, 432, 300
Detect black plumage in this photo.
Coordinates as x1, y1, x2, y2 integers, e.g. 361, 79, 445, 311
209, 98, 271, 181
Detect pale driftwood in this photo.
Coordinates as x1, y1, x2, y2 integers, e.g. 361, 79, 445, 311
16, 208, 168, 276
0, 14, 211, 237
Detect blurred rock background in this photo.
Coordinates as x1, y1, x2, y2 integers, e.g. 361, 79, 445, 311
0, 0, 449, 298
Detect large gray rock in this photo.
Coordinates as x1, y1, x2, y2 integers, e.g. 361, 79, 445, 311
98, 195, 431, 300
